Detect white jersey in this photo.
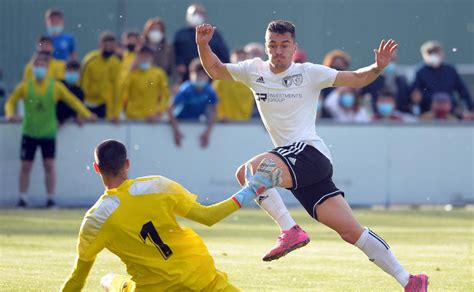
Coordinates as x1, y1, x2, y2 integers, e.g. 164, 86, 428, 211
226, 58, 338, 160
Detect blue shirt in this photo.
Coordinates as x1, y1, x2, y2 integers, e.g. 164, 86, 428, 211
173, 81, 218, 120
51, 33, 75, 61
411, 63, 472, 112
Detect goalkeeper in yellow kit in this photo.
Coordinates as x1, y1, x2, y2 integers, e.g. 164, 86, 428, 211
61, 139, 282, 292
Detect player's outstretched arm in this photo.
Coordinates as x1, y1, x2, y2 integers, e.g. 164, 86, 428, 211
196, 24, 233, 80
333, 39, 398, 88
184, 159, 283, 226
61, 258, 95, 291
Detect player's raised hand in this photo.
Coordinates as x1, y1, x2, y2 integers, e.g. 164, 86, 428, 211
245, 159, 283, 195
195, 24, 216, 46
374, 39, 398, 69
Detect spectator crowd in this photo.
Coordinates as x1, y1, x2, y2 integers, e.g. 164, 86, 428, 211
2, 4, 472, 208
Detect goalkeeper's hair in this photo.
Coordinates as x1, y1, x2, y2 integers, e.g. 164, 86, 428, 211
95, 140, 127, 176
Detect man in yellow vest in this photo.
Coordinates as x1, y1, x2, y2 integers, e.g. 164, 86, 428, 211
5, 53, 96, 208
81, 32, 121, 119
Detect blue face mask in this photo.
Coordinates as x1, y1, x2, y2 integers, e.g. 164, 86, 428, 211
384, 62, 396, 75
193, 80, 208, 89
139, 62, 151, 70
33, 66, 47, 80
340, 93, 355, 108
377, 103, 394, 117
64, 71, 80, 84
47, 25, 63, 35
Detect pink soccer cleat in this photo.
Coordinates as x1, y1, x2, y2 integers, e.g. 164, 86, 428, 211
262, 225, 310, 261
404, 274, 429, 292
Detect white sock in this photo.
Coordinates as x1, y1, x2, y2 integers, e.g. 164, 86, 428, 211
355, 227, 410, 287
255, 188, 296, 231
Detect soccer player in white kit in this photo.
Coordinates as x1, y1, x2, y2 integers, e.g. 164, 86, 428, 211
196, 20, 428, 291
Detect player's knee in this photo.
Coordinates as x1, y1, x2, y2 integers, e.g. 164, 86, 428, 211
338, 229, 360, 244
235, 165, 245, 186
43, 162, 55, 174
21, 162, 33, 174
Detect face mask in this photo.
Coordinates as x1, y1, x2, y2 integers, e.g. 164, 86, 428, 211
424, 54, 442, 68
126, 44, 136, 52
148, 30, 164, 44
33, 66, 47, 80
64, 71, 80, 84
193, 80, 208, 89
102, 50, 114, 58
384, 62, 396, 75
139, 62, 151, 70
47, 25, 63, 35
340, 93, 355, 108
187, 13, 205, 27
377, 103, 394, 117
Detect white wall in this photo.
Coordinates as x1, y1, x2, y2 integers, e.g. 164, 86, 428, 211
0, 122, 473, 207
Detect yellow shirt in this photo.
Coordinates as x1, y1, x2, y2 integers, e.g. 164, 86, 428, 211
121, 50, 136, 75
119, 67, 170, 119
61, 176, 239, 291
80, 50, 121, 119
23, 59, 66, 81
213, 80, 254, 121
4, 78, 91, 119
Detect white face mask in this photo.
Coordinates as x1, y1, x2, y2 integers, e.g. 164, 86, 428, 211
148, 30, 164, 43
424, 54, 442, 68
187, 13, 205, 27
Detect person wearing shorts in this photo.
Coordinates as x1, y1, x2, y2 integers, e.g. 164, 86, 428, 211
196, 19, 428, 291
5, 52, 94, 208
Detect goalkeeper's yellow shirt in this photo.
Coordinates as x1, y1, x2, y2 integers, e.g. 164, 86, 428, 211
62, 175, 239, 291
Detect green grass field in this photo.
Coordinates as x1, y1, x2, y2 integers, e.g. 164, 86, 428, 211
0, 208, 472, 291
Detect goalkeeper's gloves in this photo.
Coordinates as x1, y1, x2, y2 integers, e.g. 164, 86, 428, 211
232, 158, 283, 207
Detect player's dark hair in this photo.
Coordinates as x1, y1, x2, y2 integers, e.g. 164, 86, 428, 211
95, 140, 127, 177
267, 20, 296, 40
189, 58, 205, 74
45, 8, 63, 19
66, 60, 81, 70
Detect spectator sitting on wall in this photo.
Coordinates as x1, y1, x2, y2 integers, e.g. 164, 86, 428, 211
323, 87, 371, 123
120, 31, 141, 76
57, 60, 85, 125
372, 89, 416, 122
24, 36, 66, 81
4, 53, 95, 208
293, 48, 307, 63
319, 49, 352, 118
411, 41, 472, 118
213, 49, 254, 122
117, 46, 170, 123
174, 3, 230, 81
81, 32, 121, 119
244, 42, 266, 60
420, 92, 458, 121
361, 51, 410, 114
44, 8, 75, 61
170, 58, 217, 148
143, 17, 177, 84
